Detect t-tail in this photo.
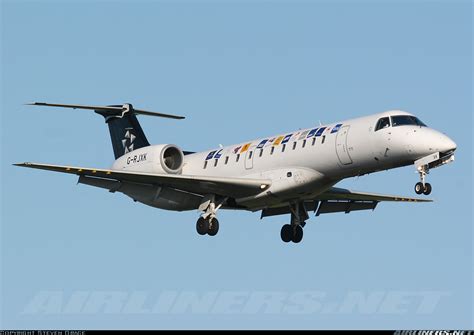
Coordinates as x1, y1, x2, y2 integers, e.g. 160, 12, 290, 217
26, 102, 185, 159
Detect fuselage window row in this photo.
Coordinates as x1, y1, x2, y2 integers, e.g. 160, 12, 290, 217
203, 130, 330, 168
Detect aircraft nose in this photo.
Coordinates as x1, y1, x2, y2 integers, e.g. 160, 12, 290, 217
438, 134, 457, 153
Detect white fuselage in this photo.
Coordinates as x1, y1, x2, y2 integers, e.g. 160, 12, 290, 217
111, 110, 456, 211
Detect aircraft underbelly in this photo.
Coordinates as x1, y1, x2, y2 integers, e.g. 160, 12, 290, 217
237, 167, 334, 209
78, 175, 200, 211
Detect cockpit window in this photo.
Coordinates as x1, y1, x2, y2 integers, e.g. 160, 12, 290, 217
391, 115, 427, 127
375, 117, 391, 131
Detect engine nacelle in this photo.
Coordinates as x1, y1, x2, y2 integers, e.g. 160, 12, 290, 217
112, 144, 184, 174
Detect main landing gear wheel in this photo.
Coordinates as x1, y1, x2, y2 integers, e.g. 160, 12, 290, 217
414, 182, 432, 195
196, 217, 209, 235
292, 225, 303, 243
196, 217, 219, 236
280, 224, 304, 243
208, 218, 219, 236
196, 194, 226, 237
281, 224, 292, 243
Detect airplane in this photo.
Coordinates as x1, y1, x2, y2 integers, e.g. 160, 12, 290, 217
15, 102, 457, 243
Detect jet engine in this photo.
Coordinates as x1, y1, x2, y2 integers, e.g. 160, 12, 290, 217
112, 144, 184, 174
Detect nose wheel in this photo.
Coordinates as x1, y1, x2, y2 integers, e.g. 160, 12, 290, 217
415, 182, 432, 195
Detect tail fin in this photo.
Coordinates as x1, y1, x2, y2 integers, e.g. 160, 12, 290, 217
26, 102, 185, 159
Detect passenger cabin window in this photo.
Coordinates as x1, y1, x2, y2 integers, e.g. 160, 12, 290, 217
282, 144, 286, 152
312, 137, 316, 146
375, 117, 391, 131
302, 139, 306, 148
270, 147, 275, 155
321, 135, 326, 144
203, 161, 208, 169
259, 149, 263, 157
214, 159, 218, 167
292, 142, 297, 150
248, 151, 253, 159
391, 115, 427, 127
225, 156, 229, 165
236, 154, 240, 162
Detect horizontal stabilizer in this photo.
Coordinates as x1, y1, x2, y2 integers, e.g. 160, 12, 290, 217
26, 102, 185, 120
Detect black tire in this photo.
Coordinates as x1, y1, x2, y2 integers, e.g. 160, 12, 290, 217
423, 183, 432, 195
292, 225, 304, 244
208, 218, 219, 236
414, 182, 424, 194
196, 217, 209, 235
280, 224, 292, 243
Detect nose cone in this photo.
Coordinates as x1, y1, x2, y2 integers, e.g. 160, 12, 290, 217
417, 129, 457, 155
425, 129, 457, 154
438, 134, 457, 153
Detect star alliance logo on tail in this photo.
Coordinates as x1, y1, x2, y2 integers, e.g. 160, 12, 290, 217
122, 128, 136, 154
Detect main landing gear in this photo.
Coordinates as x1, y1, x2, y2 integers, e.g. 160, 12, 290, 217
195, 194, 226, 237
196, 216, 219, 236
280, 202, 308, 244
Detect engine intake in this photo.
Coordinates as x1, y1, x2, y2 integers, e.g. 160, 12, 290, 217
161, 145, 184, 174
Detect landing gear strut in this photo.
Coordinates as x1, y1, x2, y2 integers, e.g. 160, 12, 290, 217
281, 202, 308, 244
196, 195, 225, 237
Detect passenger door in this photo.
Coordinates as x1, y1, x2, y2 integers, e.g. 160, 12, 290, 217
245, 146, 255, 169
335, 125, 353, 165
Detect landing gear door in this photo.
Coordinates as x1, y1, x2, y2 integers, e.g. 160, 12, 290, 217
335, 125, 353, 165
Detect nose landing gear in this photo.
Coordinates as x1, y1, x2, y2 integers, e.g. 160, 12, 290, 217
413, 153, 441, 196
414, 165, 432, 195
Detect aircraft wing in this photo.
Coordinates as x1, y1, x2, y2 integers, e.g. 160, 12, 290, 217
318, 187, 432, 202
314, 186, 432, 216
261, 187, 431, 218
14, 162, 271, 198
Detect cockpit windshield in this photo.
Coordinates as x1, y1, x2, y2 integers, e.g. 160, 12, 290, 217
391, 115, 427, 127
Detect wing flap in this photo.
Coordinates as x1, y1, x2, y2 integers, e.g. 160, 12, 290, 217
14, 162, 271, 198
316, 200, 378, 216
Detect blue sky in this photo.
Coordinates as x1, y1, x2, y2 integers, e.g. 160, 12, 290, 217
1, 0, 472, 330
